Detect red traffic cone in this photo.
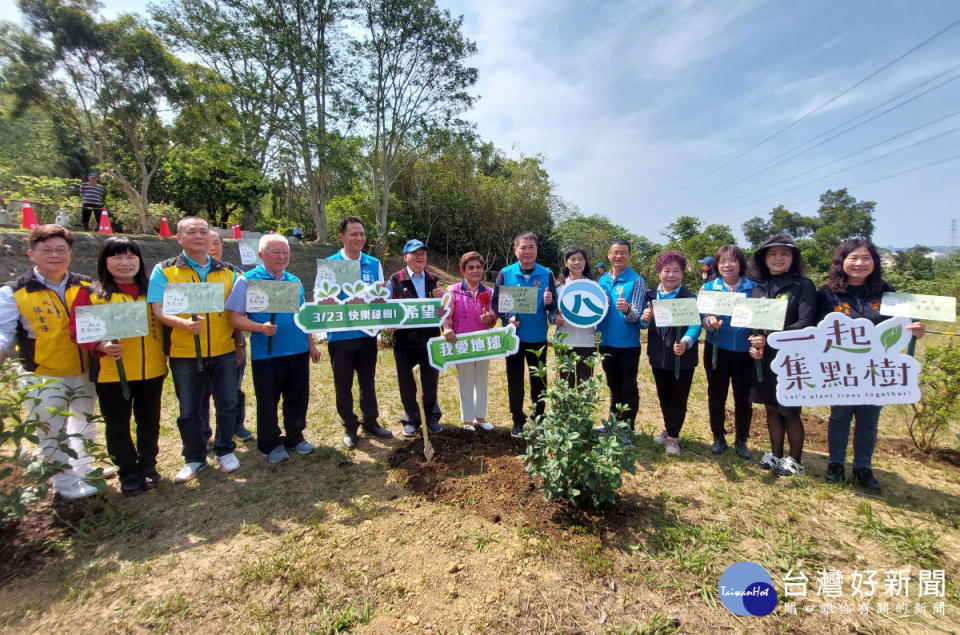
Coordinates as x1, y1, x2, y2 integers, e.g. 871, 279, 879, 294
98, 209, 113, 234
233, 223, 241, 239
159, 215, 171, 238
21, 200, 38, 229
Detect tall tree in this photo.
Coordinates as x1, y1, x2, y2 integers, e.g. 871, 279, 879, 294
352, 0, 477, 255
153, 0, 288, 229
2, 0, 197, 233
815, 188, 875, 240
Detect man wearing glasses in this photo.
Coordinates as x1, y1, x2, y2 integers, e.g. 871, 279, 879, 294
0, 225, 101, 499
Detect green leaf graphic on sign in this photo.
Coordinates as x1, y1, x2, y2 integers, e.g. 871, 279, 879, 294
881, 324, 902, 352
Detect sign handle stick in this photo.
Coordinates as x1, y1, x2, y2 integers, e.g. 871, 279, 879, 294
752, 329, 762, 382
674, 326, 682, 379
267, 312, 276, 355
192, 314, 203, 371
414, 365, 434, 461
112, 339, 130, 400
711, 336, 719, 369
907, 317, 918, 357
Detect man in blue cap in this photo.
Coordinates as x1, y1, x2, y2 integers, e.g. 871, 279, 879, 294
387, 239, 445, 437
699, 256, 716, 282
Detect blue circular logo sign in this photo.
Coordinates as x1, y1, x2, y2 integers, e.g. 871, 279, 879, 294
559, 280, 608, 328
718, 561, 778, 616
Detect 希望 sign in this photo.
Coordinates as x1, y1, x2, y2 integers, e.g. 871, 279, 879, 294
766, 312, 920, 406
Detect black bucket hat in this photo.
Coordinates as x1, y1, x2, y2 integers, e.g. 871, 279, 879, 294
755, 234, 800, 258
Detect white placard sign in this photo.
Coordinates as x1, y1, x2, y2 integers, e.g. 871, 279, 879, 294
766, 313, 920, 406
729, 297, 788, 331
697, 290, 743, 316
651, 297, 701, 327
879, 292, 956, 323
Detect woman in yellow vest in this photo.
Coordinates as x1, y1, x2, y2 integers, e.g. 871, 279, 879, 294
70, 237, 166, 496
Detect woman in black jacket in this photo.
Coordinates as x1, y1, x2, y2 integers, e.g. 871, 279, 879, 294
748, 235, 818, 477
818, 238, 924, 494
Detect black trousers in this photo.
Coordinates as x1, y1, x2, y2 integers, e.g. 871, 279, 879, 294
651, 366, 695, 438
252, 352, 309, 454
599, 346, 640, 427
394, 346, 441, 427
81, 204, 102, 231
560, 346, 595, 388
95, 376, 164, 480
328, 337, 379, 433
703, 342, 753, 441
506, 341, 547, 426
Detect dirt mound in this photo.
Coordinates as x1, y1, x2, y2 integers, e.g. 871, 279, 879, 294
0, 497, 85, 586
387, 428, 651, 535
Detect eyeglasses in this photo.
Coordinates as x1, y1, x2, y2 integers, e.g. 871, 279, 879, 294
33, 247, 71, 256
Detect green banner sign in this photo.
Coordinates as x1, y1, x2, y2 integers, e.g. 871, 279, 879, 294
295, 296, 450, 334
427, 325, 520, 371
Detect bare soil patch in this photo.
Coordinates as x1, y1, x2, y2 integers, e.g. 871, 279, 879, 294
388, 428, 654, 536
0, 498, 85, 586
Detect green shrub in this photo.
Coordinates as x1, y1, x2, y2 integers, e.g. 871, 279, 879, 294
520, 335, 638, 508
903, 341, 960, 452
0, 359, 105, 522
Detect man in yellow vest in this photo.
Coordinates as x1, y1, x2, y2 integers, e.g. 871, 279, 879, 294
0, 225, 99, 499
148, 217, 240, 483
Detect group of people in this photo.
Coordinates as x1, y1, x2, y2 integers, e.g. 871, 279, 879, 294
0, 216, 924, 501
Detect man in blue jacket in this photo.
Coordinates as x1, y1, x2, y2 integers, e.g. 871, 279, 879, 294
596, 239, 647, 429
492, 231, 558, 438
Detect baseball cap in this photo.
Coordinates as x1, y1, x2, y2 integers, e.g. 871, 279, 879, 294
698, 256, 715, 265
403, 239, 428, 254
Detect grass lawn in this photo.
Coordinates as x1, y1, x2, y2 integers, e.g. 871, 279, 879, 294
1, 328, 959, 633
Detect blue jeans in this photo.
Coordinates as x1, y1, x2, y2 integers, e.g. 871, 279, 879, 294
170, 352, 239, 462
828, 404, 882, 469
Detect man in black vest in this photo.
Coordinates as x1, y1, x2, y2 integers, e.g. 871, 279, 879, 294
387, 239, 444, 437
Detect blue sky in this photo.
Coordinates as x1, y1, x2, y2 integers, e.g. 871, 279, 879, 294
5, 0, 960, 249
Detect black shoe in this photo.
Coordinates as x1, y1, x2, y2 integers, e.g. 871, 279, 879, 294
511, 424, 525, 438
361, 423, 394, 438
142, 468, 162, 489
235, 426, 254, 441
426, 422, 443, 434
120, 476, 147, 497
710, 436, 728, 455
825, 462, 845, 484
734, 439, 751, 460
852, 467, 881, 495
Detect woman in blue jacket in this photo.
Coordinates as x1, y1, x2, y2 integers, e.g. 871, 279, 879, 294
700, 245, 755, 459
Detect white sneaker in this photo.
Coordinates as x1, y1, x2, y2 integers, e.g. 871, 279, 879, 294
758, 452, 781, 471
653, 429, 668, 445
174, 462, 206, 483
475, 420, 494, 431
774, 455, 805, 477
217, 452, 240, 473
665, 437, 680, 456
55, 481, 99, 499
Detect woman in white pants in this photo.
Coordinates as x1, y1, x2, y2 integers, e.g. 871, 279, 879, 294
441, 252, 498, 431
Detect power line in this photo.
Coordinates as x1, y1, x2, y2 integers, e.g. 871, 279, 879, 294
636, 16, 960, 213
647, 69, 960, 219
679, 107, 960, 219
698, 136, 960, 226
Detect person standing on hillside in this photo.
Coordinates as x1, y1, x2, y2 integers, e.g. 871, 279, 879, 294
387, 239, 445, 437
492, 231, 558, 438
0, 225, 100, 498
79, 173, 106, 231
148, 217, 241, 483
323, 216, 393, 448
